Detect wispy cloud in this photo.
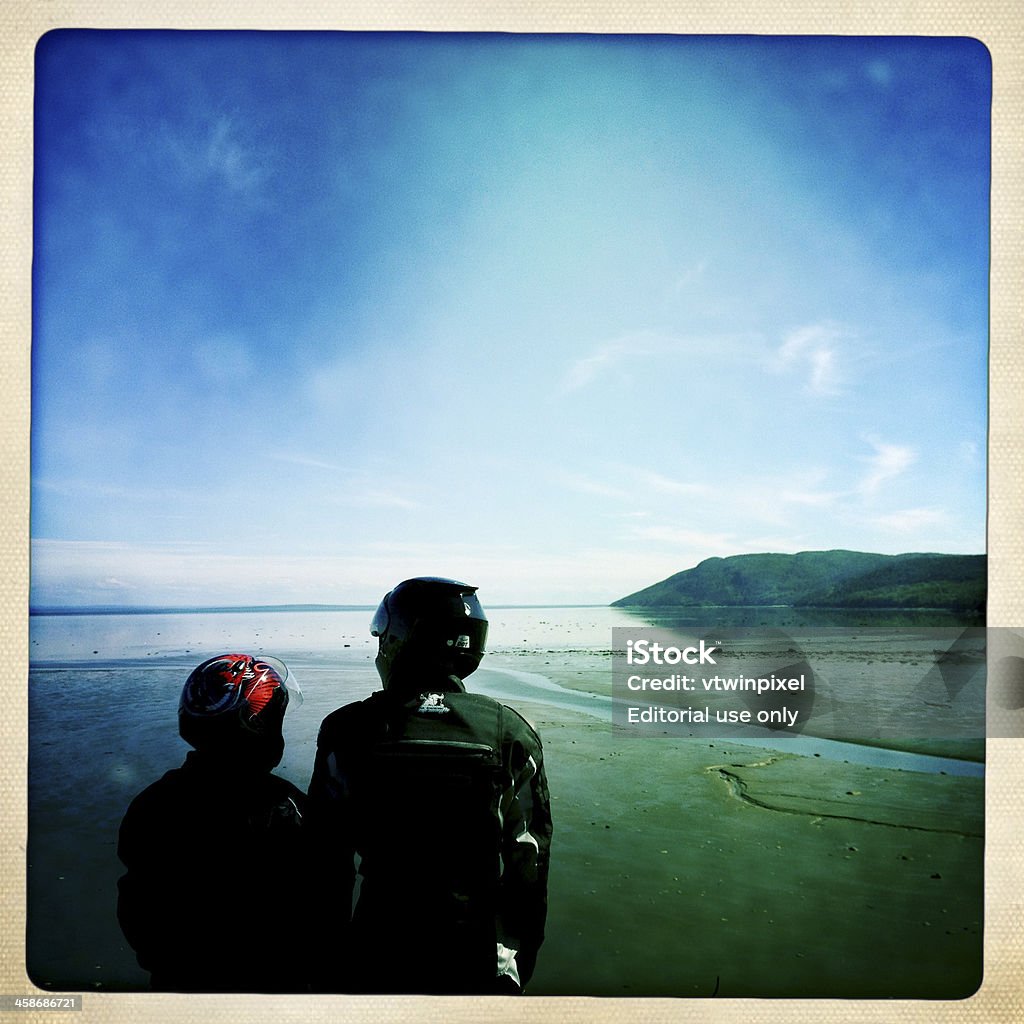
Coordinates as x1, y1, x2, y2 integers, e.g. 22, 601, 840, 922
563, 334, 645, 391
668, 259, 709, 297
204, 117, 269, 194
779, 487, 842, 508
626, 525, 804, 561
774, 322, 848, 395
266, 452, 419, 511
165, 116, 269, 199
568, 322, 850, 397
869, 507, 948, 532
562, 331, 755, 391
560, 472, 632, 501
33, 477, 206, 506
629, 525, 738, 552
857, 437, 916, 495
558, 464, 714, 503
268, 451, 349, 473
631, 468, 714, 499
337, 489, 421, 511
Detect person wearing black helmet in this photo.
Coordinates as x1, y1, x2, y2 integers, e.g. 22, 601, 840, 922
116, 654, 309, 991
307, 577, 553, 995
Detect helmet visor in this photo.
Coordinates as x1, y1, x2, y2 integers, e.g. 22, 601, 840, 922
258, 655, 303, 708
370, 599, 389, 638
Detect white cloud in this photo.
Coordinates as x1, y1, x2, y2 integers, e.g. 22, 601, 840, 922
336, 489, 421, 511
870, 507, 948, 533
268, 451, 349, 473
668, 259, 709, 297
204, 117, 268, 194
857, 437, 916, 495
562, 330, 755, 391
557, 464, 714, 505
264, 453, 419, 509
560, 473, 632, 501
629, 525, 738, 552
627, 524, 805, 560
780, 487, 841, 508
563, 335, 643, 391
808, 346, 837, 394
99, 577, 134, 591
631, 468, 714, 498
33, 476, 205, 506
165, 116, 269, 199
775, 322, 847, 395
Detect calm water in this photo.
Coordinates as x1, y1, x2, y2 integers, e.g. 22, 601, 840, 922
28, 605, 986, 778
30, 602, 974, 664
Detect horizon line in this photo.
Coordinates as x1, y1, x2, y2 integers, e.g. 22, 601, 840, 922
28, 602, 612, 616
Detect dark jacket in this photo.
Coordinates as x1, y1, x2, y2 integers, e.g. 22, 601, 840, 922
306, 675, 552, 994
117, 749, 309, 992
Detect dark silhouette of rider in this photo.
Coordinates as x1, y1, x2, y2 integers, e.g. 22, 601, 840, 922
307, 578, 553, 994
117, 654, 308, 991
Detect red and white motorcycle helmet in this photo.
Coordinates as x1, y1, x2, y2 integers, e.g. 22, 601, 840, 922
178, 653, 301, 763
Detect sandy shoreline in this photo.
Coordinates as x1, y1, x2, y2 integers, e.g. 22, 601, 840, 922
486, 638, 987, 764
25, 637, 985, 999
516, 699, 982, 998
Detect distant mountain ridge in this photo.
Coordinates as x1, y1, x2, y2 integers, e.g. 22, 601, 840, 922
611, 550, 986, 612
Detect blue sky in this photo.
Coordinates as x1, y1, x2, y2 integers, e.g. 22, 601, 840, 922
31, 32, 991, 607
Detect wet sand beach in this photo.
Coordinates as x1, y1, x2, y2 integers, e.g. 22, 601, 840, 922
516, 698, 982, 998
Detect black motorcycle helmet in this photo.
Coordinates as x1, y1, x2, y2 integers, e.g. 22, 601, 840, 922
178, 654, 300, 768
370, 577, 488, 689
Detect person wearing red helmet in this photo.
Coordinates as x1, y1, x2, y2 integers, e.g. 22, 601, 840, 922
307, 578, 553, 995
116, 654, 309, 991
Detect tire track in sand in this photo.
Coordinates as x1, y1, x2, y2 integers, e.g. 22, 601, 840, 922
707, 758, 983, 838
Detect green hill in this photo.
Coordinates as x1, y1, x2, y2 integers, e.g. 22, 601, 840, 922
612, 550, 986, 612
